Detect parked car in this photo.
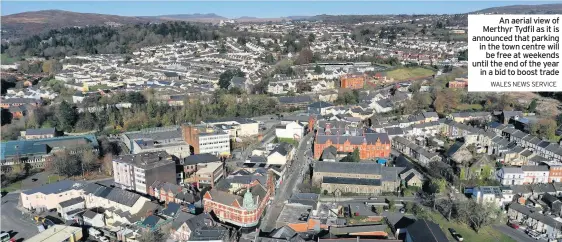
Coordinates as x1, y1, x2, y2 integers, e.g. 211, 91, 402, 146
528, 230, 541, 240
99, 236, 110, 242
508, 222, 520, 229
448, 228, 463, 241
399, 207, 406, 213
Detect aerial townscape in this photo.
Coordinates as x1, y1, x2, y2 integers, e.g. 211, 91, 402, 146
2, 2, 562, 242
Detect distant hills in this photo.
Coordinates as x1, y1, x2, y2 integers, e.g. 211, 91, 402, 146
471, 3, 562, 14
3, 3, 562, 39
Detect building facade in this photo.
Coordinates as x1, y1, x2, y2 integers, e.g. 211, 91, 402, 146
340, 74, 365, 89
203, 173, 274, 227
112, 151, 177, 194
182, 124, 231, 157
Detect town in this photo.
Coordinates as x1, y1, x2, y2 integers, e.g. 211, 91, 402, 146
1, 2, 562, 242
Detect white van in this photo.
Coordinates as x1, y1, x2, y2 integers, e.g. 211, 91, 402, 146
88, 228, 102, 238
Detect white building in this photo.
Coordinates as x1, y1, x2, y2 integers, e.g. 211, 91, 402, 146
522, 165, 550, 184
472, 186, 514, 209
275, 121, 304, 140
202, 118, 259, 138
497, 167, 525, 186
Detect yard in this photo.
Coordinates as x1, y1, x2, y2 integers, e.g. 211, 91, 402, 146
1, 53, 18, 65
386, 67, 435, 81
455, 103, 484, 111
422, 210, 515, 242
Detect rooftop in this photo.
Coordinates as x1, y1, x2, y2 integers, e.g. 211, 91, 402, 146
22, 180, 85, 195
26, 225, 82, 242
113, 151, 174, 170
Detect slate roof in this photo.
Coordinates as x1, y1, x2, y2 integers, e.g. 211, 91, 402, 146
22, 180, 85, 195
308, 101, 334, 108
278, 95, 313, 104
323, 177, 382, 186
509, 203, 562, 230
162, 202, 181, 217
189, 226, 229, 241
82, 183, 141, 207
316, 133, 390, 145
406, 219, 449, 242
270, 143, 293, 157
82, 209, 102, 219
171, 211, 196, 230
321, 146, 337, 161
315, 161, 386, 175
182, 153, 220, 165
207, 189, 242, 206
59, 197, 85, 208
25, 128, 56, 136
522, 165, 549, 172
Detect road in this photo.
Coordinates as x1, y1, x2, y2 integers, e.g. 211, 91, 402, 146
494, 225, 547, 242
260, 132, 314, 232
1, 193, 38, 242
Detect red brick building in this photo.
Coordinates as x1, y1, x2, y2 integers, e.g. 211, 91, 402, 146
202, 172, 275, 227
148, 180, 197, 205
340, 74, 365, 89
448, 77, 468, 88
313, 122, 391, 160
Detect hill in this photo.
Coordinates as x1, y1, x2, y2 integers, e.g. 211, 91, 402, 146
2, 10, 152, 39
471, 3, 562, 14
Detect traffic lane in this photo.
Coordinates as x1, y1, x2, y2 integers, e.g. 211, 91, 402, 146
494, 225, 547, 242
1, 193, 39, 241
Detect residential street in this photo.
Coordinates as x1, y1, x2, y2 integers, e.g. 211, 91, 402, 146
494, 224, 547, 242
260, 132, 314, 232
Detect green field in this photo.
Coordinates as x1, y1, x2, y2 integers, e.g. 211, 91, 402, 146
1, 181, 22, 193
386, 67, 435, 81
424, 210, 515, 242
1, 53, 17, 65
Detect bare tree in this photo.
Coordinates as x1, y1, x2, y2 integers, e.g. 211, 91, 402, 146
436, 196, 454, 221
457, 200, 497, 233
138, 229, 165, 242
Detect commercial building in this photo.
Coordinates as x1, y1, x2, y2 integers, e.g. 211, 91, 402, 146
275, 121, 305, 140
112, 151, 177, 194
313, 122, 391, 160
187, 161, 225, 189
122, 126, 191, 159
181, 124, 231, 157
202, 118, 259, 138
340, 74, 365, 89
26, 225, 83, 242
20, 180, 85, 211
203, 172, 274, 227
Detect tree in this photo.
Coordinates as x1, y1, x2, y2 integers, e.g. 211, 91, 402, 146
81, 150, 99, 174
1, 108, 12, 125
387, 199, 395, 211
264, 53, 276, 64
55, 100, 77, 132
127, 92, 147, 104
404, 201, 414, 212
351, 148, 360, 162
530, 119, 557, 140
528, 99, 538, 112
50, 151, 81, 177
138, 229, 166, 242
296, 82, 312, 93
219, 69, 245, 89
294, 48, 314, 65
308, 33, 316, 43
457, 200, 498, 233
430, 178, 447, 194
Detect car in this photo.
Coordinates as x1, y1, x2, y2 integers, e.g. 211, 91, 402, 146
528, 230, 541, 240
453, 233, 464, 241
399, 207, 406, 213
99, 236, 110, 242
508, 222, 520, 229
31, 178, 38, 182
448, 228, 457, 234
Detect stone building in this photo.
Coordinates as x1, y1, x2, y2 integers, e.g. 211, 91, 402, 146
313, 161, 402, 195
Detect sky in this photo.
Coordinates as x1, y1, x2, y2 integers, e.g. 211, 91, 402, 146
2, 1, 561, 18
